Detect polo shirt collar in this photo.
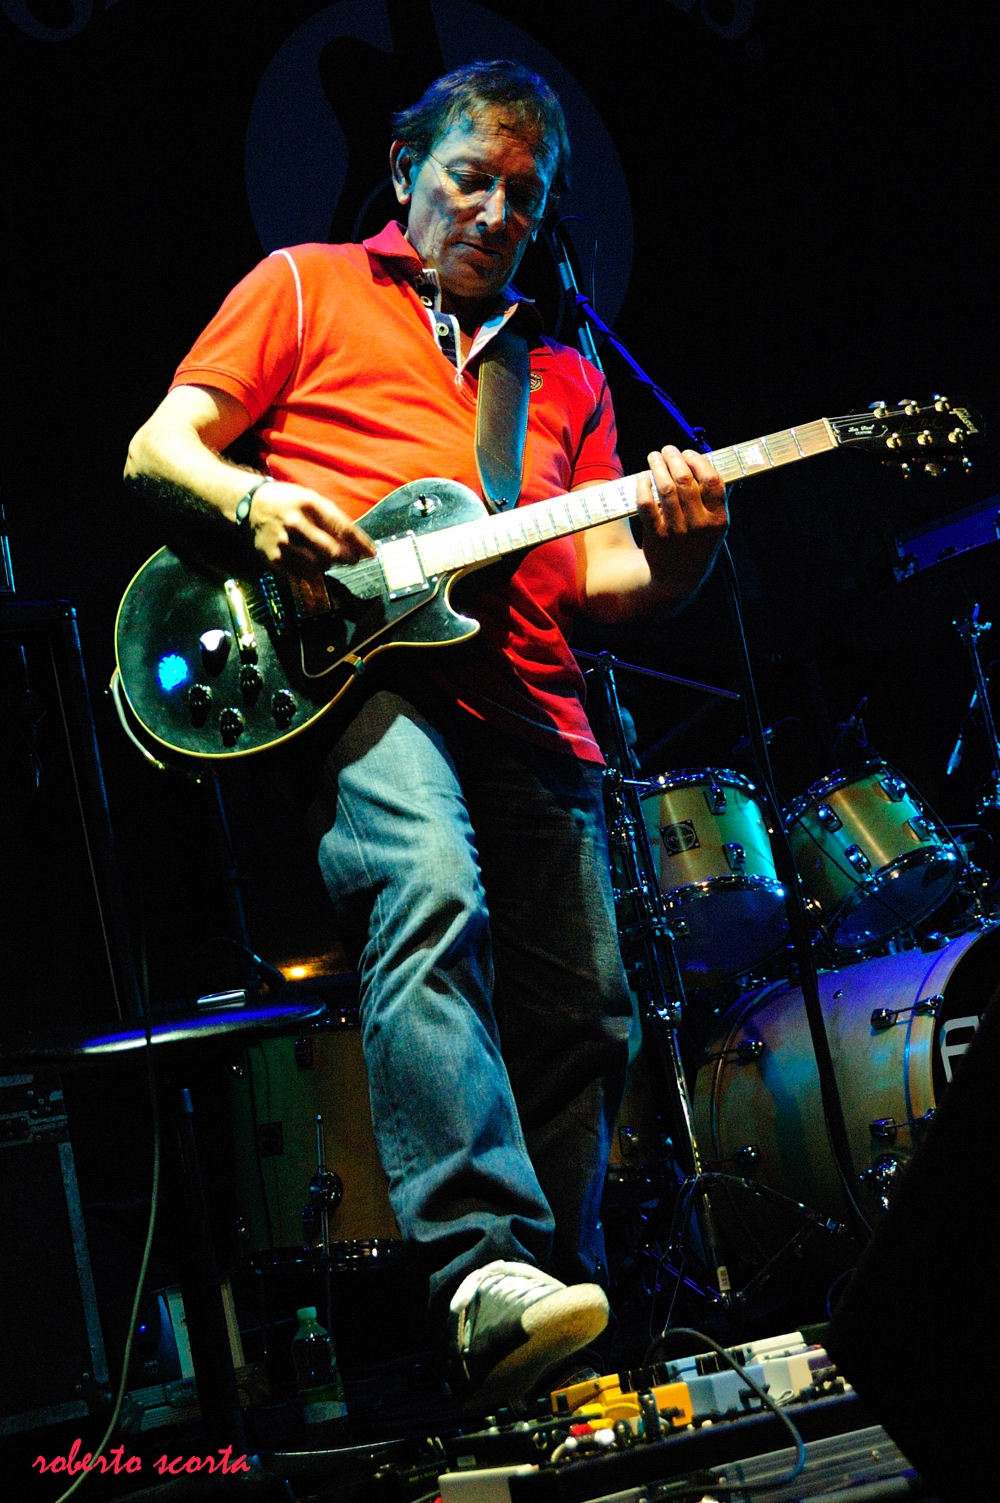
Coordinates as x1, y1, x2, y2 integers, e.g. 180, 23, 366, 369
363, 221, 542, 334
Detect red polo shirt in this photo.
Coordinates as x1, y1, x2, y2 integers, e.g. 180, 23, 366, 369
171, 222, 624, 760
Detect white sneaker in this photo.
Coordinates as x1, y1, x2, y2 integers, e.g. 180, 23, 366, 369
448, 1260, 609, 1410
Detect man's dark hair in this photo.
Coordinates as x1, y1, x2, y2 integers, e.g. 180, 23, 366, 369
391, 59, 571, 199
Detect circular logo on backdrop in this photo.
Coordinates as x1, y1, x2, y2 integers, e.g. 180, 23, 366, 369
245, 0, 632, 333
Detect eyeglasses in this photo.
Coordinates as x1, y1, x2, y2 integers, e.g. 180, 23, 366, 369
426, 153, 548, 225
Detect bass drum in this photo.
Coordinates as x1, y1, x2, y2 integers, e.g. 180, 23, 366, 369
692, 923, 1000, 1223
638, 768, 787, 986
232, 1007, 400, 1262
784, 760, 962, 951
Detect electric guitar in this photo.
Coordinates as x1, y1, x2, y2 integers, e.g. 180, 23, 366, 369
114, 397, 982, 765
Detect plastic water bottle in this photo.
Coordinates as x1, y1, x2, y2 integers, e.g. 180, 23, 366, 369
291, 1306, 348, 1437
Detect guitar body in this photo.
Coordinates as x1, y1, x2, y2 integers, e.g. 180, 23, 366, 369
115, 478, 489, 762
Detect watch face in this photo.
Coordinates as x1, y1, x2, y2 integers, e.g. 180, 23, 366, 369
236, 495, 252, 524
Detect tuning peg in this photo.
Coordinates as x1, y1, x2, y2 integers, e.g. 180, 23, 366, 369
962, 456, 974, 473
869, 400, 889, 418
924, 462, 944, 477
886, 433, 902, 449
917, 430, 934, 446
898, 398, 920, 415
933, 394, 951, 411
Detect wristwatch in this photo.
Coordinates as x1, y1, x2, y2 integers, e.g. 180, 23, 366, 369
235, 475, 274, 528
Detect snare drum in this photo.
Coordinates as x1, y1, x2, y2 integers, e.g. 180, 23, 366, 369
784, 761, 961, 950
692, 923, 1000, 1222
232, 1009, 399, 1259
639, 768, 787, 984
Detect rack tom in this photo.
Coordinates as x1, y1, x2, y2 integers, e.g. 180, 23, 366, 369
784, 760, 961, 950
639, 768, 786, 985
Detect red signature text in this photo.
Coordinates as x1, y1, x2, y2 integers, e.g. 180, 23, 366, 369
33, 1440, 250, 1475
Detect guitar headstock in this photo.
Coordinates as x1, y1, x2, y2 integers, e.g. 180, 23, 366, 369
830, 396, 984, 476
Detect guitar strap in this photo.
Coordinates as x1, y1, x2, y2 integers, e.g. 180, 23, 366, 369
475, 318, 530, 513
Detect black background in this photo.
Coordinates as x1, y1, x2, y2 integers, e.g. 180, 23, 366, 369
5, 0, 999, 1004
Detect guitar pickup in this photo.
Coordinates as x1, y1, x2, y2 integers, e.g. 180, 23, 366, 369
378, 534, 427, 599
223, 579, 257, 659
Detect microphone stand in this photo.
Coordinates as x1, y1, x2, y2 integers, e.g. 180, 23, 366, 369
551, 225, 871, 1278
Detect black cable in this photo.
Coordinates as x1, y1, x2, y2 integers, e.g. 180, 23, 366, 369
52, 922, 162, 1502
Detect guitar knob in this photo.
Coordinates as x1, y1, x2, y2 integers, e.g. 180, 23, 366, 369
271, 690, 296, 729
188, 683, 213, 726
239, 664, 263, 703
199, 629, 232, 673
219, 707, 245, 746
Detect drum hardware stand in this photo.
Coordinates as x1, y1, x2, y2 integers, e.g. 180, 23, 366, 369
951, 604, 1000, 813
597, 651, 733, 1311
307, 1112, 343, 1342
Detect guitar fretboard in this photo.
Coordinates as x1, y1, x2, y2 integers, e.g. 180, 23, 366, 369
412, 418, 837, 577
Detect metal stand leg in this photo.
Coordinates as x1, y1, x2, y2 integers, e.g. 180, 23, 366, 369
953, 604, 1000, 813
172, 1084, 246, 1451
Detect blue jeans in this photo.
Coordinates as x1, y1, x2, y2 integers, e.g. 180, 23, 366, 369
311, 683, 632, 1322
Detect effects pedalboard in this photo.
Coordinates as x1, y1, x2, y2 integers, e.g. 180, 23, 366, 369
365, 1329, 915, 1503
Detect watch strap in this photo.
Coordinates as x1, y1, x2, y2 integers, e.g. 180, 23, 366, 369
235, 475, 274, 527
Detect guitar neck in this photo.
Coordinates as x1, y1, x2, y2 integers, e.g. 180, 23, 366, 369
413, 417, 838, 576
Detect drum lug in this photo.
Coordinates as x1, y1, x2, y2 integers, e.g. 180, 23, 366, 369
880, 775, 907, 802
918, 931, 950, 951
908, 816, 931, 840
307, 1167, 344, 1211
704, 783, 727, 815
697, 1036, 765, 1067
723, 842, 747, 873
860, 1154, 903, 1210
845, 844, 873, 875
294, 1036, 314, 1068
816, 803, 843, 832
871, 995, 943, 1031
869, 1109, 935, 1145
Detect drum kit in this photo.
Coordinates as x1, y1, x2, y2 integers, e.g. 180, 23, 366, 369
625, 754, 994, 1210
589, 492, 1000, 1325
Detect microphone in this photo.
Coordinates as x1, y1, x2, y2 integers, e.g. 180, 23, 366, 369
947, 689, 978, 775
549, 225, 602, 369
